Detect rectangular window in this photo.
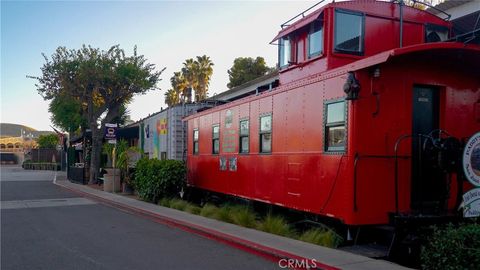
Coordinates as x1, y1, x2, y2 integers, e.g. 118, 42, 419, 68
279, 37, 291, 68
193, 129, 199, 155
325, 101, 346, 152
425, 24, 449, 43
212, 125, 219, 154
309, 20, 323, 57
239, 119, 249, 153
334, 10, 364, 54
259, 115, 272, 153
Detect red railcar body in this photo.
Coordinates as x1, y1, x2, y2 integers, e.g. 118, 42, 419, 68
185, 1, 480, 225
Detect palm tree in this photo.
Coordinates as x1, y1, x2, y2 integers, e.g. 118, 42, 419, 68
164, 89, 180, 107
167, 56, 214, 105
195, 55, 214, 102
170, 72, 187, 103
182, 58, 198, 103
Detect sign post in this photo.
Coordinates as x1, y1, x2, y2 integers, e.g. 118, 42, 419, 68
105, 123, 118, 192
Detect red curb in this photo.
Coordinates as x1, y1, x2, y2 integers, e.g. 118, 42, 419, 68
56, 182, 340, 270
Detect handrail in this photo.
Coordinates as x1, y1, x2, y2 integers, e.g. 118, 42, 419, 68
281, 0, 326, 29
353, 133, 436, 214
393, 134, 433, 214
353, 153, 410, 212
280, 0, 451, 31
406, 0, 451, 21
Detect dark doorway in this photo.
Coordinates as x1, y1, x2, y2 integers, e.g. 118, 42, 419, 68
411, 85, 443, 212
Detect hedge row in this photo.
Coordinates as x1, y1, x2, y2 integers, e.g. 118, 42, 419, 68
134, 158, 186, 203
422, 223, 480, 270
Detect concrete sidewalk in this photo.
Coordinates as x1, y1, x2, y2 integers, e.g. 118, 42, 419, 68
54, 173, 411, 270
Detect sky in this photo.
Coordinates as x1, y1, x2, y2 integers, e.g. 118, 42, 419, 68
1, 0, 319, 131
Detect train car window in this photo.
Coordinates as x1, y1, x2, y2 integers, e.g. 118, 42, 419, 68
309, 19, 323, 57
279, 37, 291, 68
193, 129, 199, 155
334, 10, 364, 55
260, 115, 272, 153
239, 119, 249, 153
325, 101, 346, 152
425, 24, 449, 43
212, 125, 220, 154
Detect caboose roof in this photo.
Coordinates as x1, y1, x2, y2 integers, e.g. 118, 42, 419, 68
271, 0, 449, 43
344, 42, 480, 72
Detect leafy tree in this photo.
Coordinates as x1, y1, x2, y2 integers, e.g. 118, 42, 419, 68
227, 57, 274, 89
49, 93, 87, 134
31, 45, 163, 183
37, 134, 58, 149
50, 93, 129, 140
112, 104, 131, 127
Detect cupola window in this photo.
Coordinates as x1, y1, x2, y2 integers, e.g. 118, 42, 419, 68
334, 9, 364, 55
309, 19, 323, 57
425, 24, 449, 43
279, 37, 291, 68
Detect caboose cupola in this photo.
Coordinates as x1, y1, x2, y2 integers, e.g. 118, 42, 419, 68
273, 0, 452, 85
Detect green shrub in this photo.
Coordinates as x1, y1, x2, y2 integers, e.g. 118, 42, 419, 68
170, 198, 189, 211
185, 204, 202, 215
258, 215, 295, 237
421, 223, 480, 270
37, 134, 58, 149
299, 228, 343, 248
158, 160, 187, 197
230, 206, 257, 228
134, 158, 186, 203
200, 203, 219, 219
217, 205, 234, 223
158, 197, 171, 208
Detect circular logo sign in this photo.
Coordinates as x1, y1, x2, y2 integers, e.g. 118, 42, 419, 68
463, 132, 480, 187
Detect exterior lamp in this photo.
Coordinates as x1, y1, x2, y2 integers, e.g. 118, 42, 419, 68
344, 72, 361, 100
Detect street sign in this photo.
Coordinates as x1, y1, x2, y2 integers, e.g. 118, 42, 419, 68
105, 123, 118, 141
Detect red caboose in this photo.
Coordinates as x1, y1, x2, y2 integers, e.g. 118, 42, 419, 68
185, 0, 480, 226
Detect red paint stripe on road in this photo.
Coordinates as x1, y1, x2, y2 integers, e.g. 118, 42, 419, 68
57, 183, 339, 270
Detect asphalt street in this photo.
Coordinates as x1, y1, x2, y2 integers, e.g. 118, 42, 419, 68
1, 166, 279, 270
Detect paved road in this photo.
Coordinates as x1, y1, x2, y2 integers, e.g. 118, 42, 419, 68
1, 166, 278, 270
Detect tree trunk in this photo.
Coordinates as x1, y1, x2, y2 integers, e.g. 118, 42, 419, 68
89, 127, 102, 184
87, 99, 121, 184
187, 87, 192, 103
